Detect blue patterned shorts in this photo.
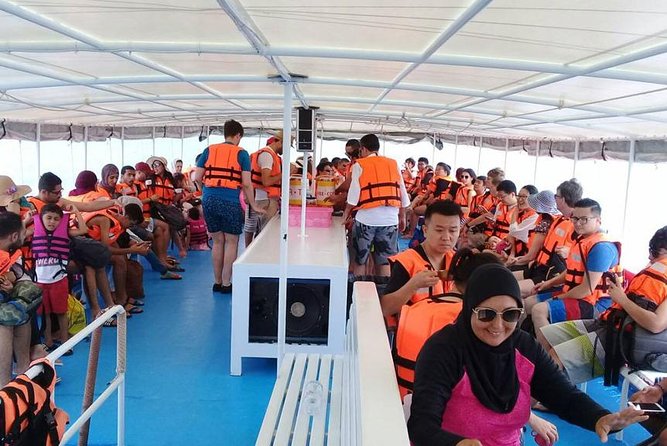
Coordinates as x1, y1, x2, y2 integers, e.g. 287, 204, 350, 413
203, 196, 244, 235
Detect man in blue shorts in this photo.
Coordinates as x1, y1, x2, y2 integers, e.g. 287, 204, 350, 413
528, 198, 620, 349
194, 120, 264, 294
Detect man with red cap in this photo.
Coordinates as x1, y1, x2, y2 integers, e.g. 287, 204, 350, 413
245, 131, 284, 246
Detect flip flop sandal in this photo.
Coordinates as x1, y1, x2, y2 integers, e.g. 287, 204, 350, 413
168, 266, 185, 272
103, 317, 117, 328
125, 305, 144, 314
128, 299, 145, 307
160, 271, 182, 280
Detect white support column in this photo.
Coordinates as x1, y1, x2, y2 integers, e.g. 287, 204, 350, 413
84, 126, 88, 170
476, 137, 483, 173
36, 123, 41, 176
431, 134, 437, 165
121, 127, 125, 166
453, 135, 459, 168
152, 126, 156, 155
533, 141, 540, 185
277, 82, 293, 372
573, 139, 580, 178
503, 138, 509, 171
180, 126, 185, 160
621, 140, 635, 241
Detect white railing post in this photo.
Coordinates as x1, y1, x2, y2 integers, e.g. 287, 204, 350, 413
35, 306, 129, 445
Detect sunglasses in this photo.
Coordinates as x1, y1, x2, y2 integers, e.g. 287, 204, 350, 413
472, 307, 524, 323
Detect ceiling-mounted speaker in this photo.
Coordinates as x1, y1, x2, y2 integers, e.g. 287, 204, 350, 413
296, 107, 315, 152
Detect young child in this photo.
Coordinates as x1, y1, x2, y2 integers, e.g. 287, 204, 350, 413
32, 203, 88, 350
186, 207, 209, 251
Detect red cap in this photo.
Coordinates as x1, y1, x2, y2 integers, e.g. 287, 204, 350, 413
135, 162, 152, 174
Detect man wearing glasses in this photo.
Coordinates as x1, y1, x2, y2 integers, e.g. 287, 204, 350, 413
529, 198, 621, 349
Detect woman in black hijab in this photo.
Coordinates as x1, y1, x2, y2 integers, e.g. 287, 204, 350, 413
408, 263, 647, 446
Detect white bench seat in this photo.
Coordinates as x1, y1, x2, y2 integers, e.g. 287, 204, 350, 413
256, 353, 343, 446
256, 282, 409, 446
616, 366, 667, 440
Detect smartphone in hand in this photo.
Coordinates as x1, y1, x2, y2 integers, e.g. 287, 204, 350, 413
628, 401, 665, 413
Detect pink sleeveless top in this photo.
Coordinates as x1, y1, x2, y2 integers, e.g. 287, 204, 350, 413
440, 350, 534, 446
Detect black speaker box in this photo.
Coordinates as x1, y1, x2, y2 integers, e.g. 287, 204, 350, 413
249, 277, 330, 344
296, 107, 314, 152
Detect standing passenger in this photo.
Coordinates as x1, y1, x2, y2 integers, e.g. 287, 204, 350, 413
344, 133, 410, 277
194, 120, 264, 294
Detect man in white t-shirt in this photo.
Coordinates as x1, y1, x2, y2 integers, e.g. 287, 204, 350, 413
245, 133, 284, 246
344, 134, 411, 277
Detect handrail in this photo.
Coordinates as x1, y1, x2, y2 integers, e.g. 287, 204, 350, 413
22, 304, 127, 446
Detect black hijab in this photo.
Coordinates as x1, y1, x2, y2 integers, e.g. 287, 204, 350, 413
453, 263, 523, 414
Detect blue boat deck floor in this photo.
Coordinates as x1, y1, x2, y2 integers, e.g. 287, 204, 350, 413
54, 249, 653, 445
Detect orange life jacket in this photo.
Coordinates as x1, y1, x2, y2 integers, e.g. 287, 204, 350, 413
116, 182, 137, 197
427, 175, 455, 198
385, 248, 455, 333
394, 292, 463, 398
203, 143, 243, 189
27, 196, 46, 214
67, 189, 108, 203
512, 208, 538, 257
562, 232, 623, 306
83, 209, 124, 245
535, 216, 575, 267
250, 146, 282, 199
0, 249, 22, 276
602, 258, 667, 319
356, 155, 402, 209
401, 168, 415, 190
468, 191, 496, 236
492, 203, 517, 238
0, 358, 68, 445
95, 185, 116, 200
133, 181, 152, 218
453, 185, 473, 216
388, 248, 455, 305
148, 175, 175, 206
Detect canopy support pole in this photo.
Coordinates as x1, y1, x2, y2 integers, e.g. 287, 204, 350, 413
621, 140, 635, 241
277, 82, 293, 372
503, 138, 509, 171
36, 123, 41, 176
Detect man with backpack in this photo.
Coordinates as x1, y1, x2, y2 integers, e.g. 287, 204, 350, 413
541, 226, 667, 386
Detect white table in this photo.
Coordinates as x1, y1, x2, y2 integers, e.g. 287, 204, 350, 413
230, 215, 349, 375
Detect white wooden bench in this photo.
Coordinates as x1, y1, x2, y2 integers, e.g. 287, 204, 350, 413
256, 281, 409, 446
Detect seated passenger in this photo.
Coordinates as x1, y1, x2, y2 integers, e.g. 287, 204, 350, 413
186, 207, 210, 251
515, 179, 583, 298
97, 164, 121, 199
527, 199, 622, 349
453, 168, 476, 218
465, 175, 495, 237
541, 226, 667, 385
407, 263, 647, 446
505, 185, 539, 268
381, 200, 462, 320
394, 248, 500, 399
507, 190, 558, 276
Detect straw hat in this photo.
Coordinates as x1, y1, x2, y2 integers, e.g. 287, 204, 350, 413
528, 190, 558, 214
146, 156, 169, 170
0, 175, 32, 207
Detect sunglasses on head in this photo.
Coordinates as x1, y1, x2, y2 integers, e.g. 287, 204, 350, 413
472, 307, 524, 323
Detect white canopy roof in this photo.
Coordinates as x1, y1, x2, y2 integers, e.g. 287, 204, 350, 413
3, 0, 667, 142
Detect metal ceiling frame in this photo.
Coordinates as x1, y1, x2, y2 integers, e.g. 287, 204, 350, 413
367, 0, 492, 111
2, 0, 667, 138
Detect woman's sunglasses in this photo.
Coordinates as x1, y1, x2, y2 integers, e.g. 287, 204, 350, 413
472, 307, 524, 323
